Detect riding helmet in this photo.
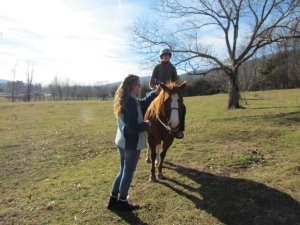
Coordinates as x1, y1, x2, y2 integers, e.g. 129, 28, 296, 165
160, 48, 172, 59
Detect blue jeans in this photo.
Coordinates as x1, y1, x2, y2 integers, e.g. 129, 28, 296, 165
111, 146, 141, 197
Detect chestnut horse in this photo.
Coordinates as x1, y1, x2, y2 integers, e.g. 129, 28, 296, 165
144, 81, 186, 181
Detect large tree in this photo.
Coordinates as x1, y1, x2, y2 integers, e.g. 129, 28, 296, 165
127, 0, 300, 109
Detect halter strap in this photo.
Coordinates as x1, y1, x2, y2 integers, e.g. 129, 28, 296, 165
151, 101, 179, 132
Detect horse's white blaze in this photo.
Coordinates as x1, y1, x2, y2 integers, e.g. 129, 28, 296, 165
169, 93, 179, 128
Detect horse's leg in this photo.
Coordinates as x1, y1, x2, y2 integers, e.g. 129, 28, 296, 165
157, 139, 173, 180
145, 144, 151, 163
150, 149, 157, 182
155, 144, 160, 167
148, 136, 157, 182
146, 143, 160, 166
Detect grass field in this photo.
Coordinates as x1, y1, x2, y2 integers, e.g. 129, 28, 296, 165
0, 89, 300, 225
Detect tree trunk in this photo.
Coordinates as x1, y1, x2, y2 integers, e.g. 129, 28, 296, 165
11, 82, 15, 102
26, 85, 31, 102
228, 72, 240, 109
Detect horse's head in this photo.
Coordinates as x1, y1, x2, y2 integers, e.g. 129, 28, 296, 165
159, 80, 186, 131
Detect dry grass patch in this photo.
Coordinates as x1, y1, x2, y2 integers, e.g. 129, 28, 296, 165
1, 89, 300, 224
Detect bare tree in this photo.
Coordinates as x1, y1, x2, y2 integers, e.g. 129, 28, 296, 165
274, 34, 300, 88
62, 78, 71, 100
94, 80, 109, 100
55, 76, 63, 101
48, 84, 57, 101
24, 61, 36, 102
205, 71, 229, 94
127, 0, 300, 109
33, 83, 43, 101
70, 84, 77, 100
77, 85, 93, 100
110, 85, 118, 98
6, 80, 25, 102
239, 51, 265, 91
86, 85, 93, 99
49, 73, 63, 101
9, 62, 18, 102
290, 38, 300, 86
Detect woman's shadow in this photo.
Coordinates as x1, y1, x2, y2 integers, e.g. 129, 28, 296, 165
110, 210, 148, 225
161, 162, 300, 225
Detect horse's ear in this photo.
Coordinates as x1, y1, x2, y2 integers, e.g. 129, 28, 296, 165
179, 80, 187, 91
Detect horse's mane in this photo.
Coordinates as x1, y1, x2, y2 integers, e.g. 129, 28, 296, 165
149, 82, 182, 118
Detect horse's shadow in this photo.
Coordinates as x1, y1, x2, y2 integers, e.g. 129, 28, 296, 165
161, 162, 300, 225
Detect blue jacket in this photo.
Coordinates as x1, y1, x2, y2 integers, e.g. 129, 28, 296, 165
115, 91, 157, 150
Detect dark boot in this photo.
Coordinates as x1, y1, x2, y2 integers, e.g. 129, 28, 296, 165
175, 130, 184, 139
176, 103, 185, 139
107, 193, 118, 210
117, 197, 140, 211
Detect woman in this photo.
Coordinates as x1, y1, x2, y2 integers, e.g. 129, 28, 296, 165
107, 74, 161, 211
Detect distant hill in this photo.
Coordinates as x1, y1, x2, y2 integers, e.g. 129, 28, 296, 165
0, 71, 204, 87
108, 76, 151, 87
0, 79, 9, 83
107, 72, 204, 87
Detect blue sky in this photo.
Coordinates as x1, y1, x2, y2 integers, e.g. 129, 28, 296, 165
0, 0, 154, 85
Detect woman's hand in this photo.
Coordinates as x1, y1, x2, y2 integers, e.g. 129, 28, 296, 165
154, 84, 162, 95
146, 120, 151, 126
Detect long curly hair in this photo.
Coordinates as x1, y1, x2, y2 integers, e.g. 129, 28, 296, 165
114, 74, 139, 118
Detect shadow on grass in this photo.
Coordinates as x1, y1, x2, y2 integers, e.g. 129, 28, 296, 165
216, 110, 300, 124
261, 110, 300, 123
251, 106, 300, 110
161, 162, 300, 225
109, 210, 148, 225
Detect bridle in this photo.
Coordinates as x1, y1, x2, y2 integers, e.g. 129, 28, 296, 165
151, 93, 183, 133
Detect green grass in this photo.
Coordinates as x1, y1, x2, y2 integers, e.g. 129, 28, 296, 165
1, 90, 300, 224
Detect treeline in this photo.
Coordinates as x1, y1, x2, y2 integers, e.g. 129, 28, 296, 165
141, 45, 300, 98
1, 79, 118, 102
1, 41, 299, 102
141, 41, 300, 97
184, 42, 300, 96
138, 72, 229, 98
240, 39, 300, 92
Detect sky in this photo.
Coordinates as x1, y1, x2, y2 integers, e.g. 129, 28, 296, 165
0, 0, 155, 85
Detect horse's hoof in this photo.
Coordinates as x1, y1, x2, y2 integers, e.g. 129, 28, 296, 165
145, 159, 151, 163
149, 176, 157, 182
157, 173, 165, 180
